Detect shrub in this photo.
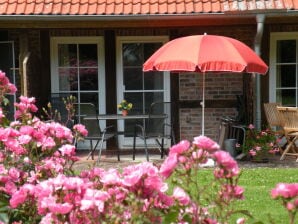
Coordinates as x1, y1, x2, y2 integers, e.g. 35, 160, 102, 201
242, 124, 280, 161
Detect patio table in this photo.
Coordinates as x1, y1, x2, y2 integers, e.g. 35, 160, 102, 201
83, 113, 168, 136
83, 113, 168, 160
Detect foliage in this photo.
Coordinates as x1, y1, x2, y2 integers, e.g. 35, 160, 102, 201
42, 95, 77, 127
242, 124, 280, 161
117, 99, 133, 111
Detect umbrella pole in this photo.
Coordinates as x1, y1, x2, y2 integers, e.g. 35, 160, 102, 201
201, 73, 205, 136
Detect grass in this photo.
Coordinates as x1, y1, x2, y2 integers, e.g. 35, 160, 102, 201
234, 168, 298, 223
191, 168, 298, 223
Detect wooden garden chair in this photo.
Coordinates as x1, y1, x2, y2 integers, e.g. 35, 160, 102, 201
264, 102, 285, 153
276, 106, 298, 162
263, 102, 284, 135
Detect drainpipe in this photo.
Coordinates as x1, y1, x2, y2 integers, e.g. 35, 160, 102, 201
254, 14, 266, 130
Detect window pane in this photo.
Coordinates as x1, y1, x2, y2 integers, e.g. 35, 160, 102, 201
123, 92, 143, 114
123, 92, 143, 137
80, 93, 98, 107
145, 92, 164, 110
144, 42, 162, 60
276, 40, 296, 63
276, 89, 296, 106
123, 43, 143, 66
124, 68, 142, 90
276, 65, 296, 88
58, 68, 77, 91
79, 68, 98, 91
58, 44, 77, 66
79, 44, 98, 67
144, 71, 163, 90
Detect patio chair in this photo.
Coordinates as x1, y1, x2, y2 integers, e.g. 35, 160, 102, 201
76, 103, 116, 163
263, 102, 284, 136
276, 106, 298, 162
264, 102, 286, 153
133, 101, 175, 161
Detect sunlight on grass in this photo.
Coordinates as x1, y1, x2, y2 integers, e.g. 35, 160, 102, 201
192, 168, 298, 223
235, 168, 298, 223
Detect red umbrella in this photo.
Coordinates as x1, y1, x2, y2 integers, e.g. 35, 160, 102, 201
143, 34, 268, 135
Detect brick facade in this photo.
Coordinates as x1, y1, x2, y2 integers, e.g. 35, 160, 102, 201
6, 27, 251, 143
179, 73, 242, 141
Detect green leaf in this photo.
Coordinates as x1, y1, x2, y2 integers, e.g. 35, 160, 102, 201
0, 212, 9, 223
162, 210, 179, 223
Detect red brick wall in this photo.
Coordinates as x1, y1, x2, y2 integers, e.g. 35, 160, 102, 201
179, 73, 242, 141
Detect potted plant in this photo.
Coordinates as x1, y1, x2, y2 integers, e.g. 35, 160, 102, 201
118, 99, 133, 116
242, 124, 280, 162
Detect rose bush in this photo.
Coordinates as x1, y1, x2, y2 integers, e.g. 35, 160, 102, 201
0, 70, 296, 223
242, 124, 280, 161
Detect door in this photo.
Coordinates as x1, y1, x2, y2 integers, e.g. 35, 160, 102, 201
116, 36, 170, 148
50, 37, 106, 149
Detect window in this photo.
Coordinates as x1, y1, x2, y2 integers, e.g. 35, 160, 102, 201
51, 37, 105, 112
116, 36, 170, 148
270, 33, 298, 106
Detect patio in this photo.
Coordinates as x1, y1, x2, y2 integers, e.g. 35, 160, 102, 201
73, 148, 298, 172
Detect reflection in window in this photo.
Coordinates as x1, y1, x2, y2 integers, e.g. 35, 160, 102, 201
275, 39, 298, 106
56, 43, 99, 106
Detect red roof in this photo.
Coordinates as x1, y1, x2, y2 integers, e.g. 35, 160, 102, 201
0, 0, 297, 15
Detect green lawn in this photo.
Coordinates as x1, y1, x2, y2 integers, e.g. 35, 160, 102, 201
234, 168, 298, 223
188, 168, 298, 223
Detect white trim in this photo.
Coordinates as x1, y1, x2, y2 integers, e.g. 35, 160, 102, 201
116, 36, 170, 148
269, 32, 298, 103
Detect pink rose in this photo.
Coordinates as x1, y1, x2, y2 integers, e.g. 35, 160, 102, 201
173, 187, 190, 205
193, 135, 219, 153
159, 153, 178, 178
169, 140, 190, 156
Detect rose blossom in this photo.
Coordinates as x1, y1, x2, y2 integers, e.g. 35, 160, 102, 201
159, 153, 178, 178
193, 135, 220, 153
173, 187, 190, 205
169, 140, 190, 156
271, 183, 298, 199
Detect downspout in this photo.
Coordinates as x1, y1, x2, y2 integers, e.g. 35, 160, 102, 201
254, 14, 266, 130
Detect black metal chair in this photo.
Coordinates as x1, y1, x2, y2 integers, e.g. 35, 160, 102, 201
76, 103, 117, 163
133, 101, 175, 161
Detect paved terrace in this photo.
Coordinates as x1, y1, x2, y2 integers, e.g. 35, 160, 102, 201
73, 148, 298, 172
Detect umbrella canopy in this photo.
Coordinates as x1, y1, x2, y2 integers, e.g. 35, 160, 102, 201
143, 34, 268, 135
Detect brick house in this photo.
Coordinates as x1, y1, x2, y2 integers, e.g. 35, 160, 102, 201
0, 0, 297, 149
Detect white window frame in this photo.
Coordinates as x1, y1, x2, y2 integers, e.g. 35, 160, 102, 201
50, 36, 106, 149
116, 36, 170, 148
269, 32, 298, 103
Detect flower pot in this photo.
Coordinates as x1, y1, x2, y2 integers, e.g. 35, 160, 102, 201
122, 110, 128, 116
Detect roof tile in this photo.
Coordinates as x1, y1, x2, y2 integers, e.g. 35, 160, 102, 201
184, 0, 194, 13
0, 0, 296, 16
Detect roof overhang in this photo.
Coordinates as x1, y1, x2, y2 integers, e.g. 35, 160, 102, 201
0, 11, 297, 28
